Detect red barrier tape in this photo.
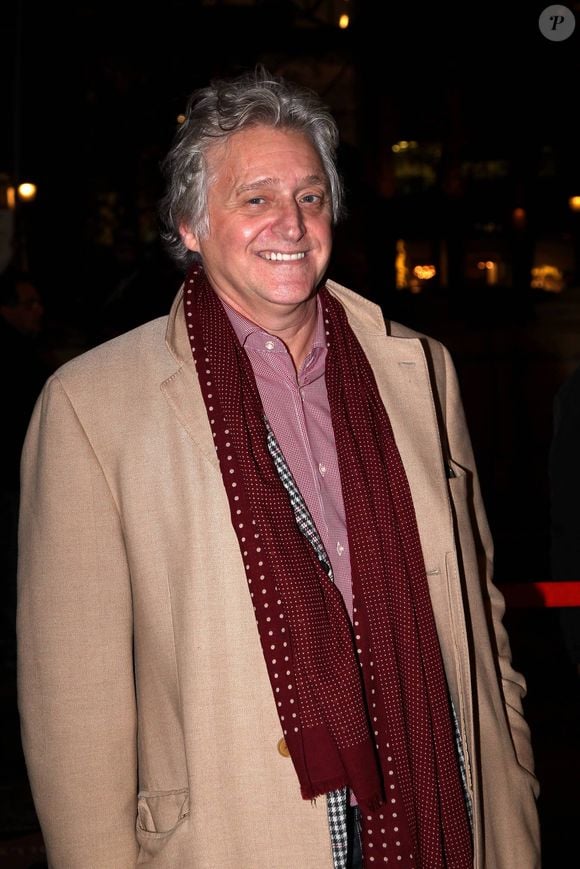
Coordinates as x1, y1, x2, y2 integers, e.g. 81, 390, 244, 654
498, 581, 580, 608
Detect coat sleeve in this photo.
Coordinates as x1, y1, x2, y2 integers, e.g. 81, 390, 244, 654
17, 374, 139, 868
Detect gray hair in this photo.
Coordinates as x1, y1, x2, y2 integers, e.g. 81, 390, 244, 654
159, 67, 345, 269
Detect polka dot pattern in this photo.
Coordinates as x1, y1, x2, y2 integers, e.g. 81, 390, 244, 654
184, 267, 472, 869
324, 288, 473, 867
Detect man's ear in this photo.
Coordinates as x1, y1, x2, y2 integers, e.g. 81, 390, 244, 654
180, 225, 200, 252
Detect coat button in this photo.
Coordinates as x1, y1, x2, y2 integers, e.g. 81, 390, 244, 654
277, 737, 290, 757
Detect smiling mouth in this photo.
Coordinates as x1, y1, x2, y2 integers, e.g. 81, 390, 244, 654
260, 251, 306, 261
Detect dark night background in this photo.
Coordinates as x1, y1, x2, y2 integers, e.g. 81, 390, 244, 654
1, 1, 579, 866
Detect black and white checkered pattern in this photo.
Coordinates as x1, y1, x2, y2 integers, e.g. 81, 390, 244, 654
266, 420, 333, 580
451, 701, 473, 825
326, 787, 350, 869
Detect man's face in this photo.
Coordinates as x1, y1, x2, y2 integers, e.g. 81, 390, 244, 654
181, 125, 333, 322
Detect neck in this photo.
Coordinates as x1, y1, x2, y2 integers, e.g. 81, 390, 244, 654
220, 294, 319, 372
263, 299, 318, 372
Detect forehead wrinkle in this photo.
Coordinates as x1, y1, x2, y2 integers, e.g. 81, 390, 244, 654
236, 173, 328, 195
236, 177, 277, 194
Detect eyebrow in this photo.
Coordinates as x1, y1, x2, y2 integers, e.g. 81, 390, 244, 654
235, 174, 327, 194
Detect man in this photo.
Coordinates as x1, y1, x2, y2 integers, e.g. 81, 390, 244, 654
17, 69, 540, 868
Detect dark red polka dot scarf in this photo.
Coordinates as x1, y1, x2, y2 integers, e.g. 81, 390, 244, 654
185, 264, 472, 868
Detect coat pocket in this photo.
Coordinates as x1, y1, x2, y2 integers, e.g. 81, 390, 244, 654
136, 788, 190, 838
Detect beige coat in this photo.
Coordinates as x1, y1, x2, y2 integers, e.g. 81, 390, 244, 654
17, 281, 541, 868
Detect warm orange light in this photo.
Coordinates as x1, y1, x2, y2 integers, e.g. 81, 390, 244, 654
395, 239, 409, 289
18, 182, 37, 201
338, 13, 349, 29
531, 264, 564, 292
476, 260, 498, 283
569, 195, 580, 212
176, 114, 186, 124
6, 186, 16, 209
413, 264, 436, 280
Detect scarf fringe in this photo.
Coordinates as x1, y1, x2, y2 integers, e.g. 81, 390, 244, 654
300, 778, 351, 802
301, 781, 384, 814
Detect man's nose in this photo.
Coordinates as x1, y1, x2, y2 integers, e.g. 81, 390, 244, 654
273, 201, 305, 241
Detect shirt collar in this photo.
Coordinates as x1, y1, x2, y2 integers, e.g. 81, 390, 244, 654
218, 294, 327, 363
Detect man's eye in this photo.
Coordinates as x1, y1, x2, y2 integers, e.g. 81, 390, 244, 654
301, 194, 321, 204
248, 197, 266, 205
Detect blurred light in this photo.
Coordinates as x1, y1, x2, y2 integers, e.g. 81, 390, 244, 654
177, 114, 186, 124
338, 13, 349, 29
476, 260, 498, 285
512, 207, 526, 229
392, 140, 419, 154
18, 182, 37, 201
569, 195, 580, 212
395, 239, 409, 289
531, 264, 564, 292
6, 186, 16, 209
487, 261, 498, 285
413, 264, 436, 280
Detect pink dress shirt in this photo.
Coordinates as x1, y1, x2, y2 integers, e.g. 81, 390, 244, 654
220, 296, 354, 620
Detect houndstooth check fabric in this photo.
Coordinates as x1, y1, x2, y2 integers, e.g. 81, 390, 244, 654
326, 787, 350, 869
266, 419, 349, 869
451, 703, 473, 825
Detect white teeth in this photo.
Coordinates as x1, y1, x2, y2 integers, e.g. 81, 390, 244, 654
263, 252, 305, 261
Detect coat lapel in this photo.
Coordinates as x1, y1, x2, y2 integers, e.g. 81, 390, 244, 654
161, 286, 219, 471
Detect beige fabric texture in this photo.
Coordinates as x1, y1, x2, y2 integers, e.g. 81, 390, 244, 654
17, 281, 541, 868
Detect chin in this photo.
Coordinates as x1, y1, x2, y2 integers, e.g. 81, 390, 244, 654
271, 274, 319, 296
269, 287, 316, 306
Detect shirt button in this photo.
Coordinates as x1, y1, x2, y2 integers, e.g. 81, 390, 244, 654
265, 340, 275, 350
318, 463, 326, 476
277, 737, 290, 757
337, 542, 344, 556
